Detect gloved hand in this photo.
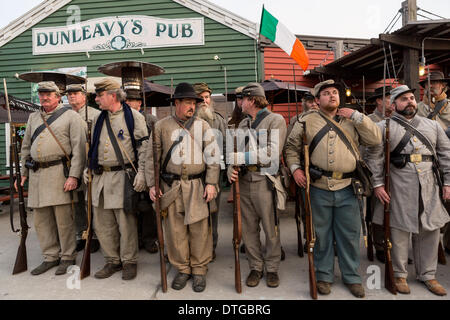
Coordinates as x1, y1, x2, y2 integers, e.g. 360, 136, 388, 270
133, 171, 147, 192
83, 168, 89, 185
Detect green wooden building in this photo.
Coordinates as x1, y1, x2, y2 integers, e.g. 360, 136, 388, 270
0, 0, 260, 180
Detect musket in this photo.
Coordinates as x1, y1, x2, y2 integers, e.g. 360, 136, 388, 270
80, 99, 93, 279
232, 132, 242, 293
365, 195, 374, 261
4, 78, 29, 275
383, 118, 397, 294
302, 121, 317, 299
294, 185, 304, 258
152, 122, 168, 292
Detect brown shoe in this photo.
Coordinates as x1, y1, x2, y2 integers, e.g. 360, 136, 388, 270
246, 270, 263, 287
423, 279, 447, 296
266, 272, 279, 288
94, 263, 122, 279
31, 260, 60, 276
122, 263, 137, 280
345, 283, 365, 298
316, 281, 331, 295
395, 277, 410, 294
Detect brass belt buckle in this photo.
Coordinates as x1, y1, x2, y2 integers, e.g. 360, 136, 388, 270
247, 165, 257, 172
181, 173, 188, 180
410, 154, 422, 164
332, 171, 343, 179
103, 166, 111, 172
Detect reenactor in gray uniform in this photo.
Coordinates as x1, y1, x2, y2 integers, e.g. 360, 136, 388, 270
228, 82, 287, 288
417, 71, 450, 254
366, 85, 450, 296
66, 84, 101, 253
193, 82, 227, 260
17, 81, 86, 275
86, 79, 148, 280
228, 86, 245, 128
363, 86, 393, 263
285, 80, 382, 298
146, 82, 220, 292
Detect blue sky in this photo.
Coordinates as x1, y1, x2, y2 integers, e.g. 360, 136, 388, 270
1, 0, 449, 38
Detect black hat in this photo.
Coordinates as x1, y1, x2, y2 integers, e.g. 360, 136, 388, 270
302, 92, 315, 100
168, 82, 204, 103
419, 71, 450, 88
367, 86, 393, 102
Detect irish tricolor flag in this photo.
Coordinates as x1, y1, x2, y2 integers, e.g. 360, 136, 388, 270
259, 7, 309, 71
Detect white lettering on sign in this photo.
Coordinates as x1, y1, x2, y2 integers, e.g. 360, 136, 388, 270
32, 15, 204, 55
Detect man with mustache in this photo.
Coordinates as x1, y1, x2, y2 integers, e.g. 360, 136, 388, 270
287, 91, 319, 138
285, 80, 382, 298
66, 84, 101, 254
146, 82, 220, 292
417, 71, 450, 255
366, 85, 450, 296
16, 81, 86, 276
193, 83, 227, 261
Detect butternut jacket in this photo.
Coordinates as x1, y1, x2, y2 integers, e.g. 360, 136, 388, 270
284, 110, 382, 191
21, 104, 86, 208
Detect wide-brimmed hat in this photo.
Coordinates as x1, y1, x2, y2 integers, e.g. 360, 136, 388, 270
168, 82, 204, 103
367, 86, 393, 102
390, 85, 416, 105
313, 80, 342, 97
419, 71, 450, 88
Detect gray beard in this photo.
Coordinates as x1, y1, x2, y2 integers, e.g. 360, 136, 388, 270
197, 106, 214, 122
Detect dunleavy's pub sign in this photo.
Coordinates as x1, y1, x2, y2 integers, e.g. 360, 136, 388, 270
32, 15, 204, 55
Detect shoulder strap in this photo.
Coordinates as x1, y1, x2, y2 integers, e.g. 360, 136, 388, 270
39, 112, 70, 161
251, 109, 271, 129
427, 99, 447, 120
161, 116, 197, 174
309, 124, 330, 156
317, 112, 360, 161
31, 107, 70, 145
391, 116, 437, 157
390, 130, 413, 156
105, 113, 127, 170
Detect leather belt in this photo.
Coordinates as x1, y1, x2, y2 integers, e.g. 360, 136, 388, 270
35, 159, 64, 169
246, 165, 261, 172
171, 172, 205, 181
321, 170, 355, 180
94, 163, 134, 174
403, 154, 433, 164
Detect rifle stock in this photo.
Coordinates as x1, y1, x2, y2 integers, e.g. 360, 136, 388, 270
152, 124, 168, 293
383, 118, 397, 295
232, 134, 242, 293
302, 122, 317, 300
3, 79, 29, 275
80, 117, 93, 280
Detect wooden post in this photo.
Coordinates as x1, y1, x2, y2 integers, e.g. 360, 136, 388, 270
403, 48, 420, 102
401, 0, 417, 26
334, 40, 344, 60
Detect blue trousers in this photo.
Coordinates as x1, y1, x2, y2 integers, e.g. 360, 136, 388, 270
310, 185, 362, 284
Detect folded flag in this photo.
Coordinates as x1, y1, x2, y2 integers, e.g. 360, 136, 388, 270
259, 7, 309, 71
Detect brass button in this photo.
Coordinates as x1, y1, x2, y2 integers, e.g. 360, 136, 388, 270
413, 138, 418, 142
329, 160, 334, 163
417, 169, 421, 173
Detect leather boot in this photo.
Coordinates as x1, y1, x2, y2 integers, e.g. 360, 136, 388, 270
266, 272, 280, 288
246, 270, 263, 287
31, 260, 60, 275
316, 281, 331, 295
94, 263, 122, 279
423, 279, 447, 296
122, 263, 137, 280
394, 277, 410, 294
345, 283, 365, 298
172, 272, 191, 290
55, 260, 76, 275
192, 275, 206, 292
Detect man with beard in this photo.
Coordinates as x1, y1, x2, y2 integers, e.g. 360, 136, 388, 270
366, 85, 450, 296
287, 92, 319, 137
285, 80, 381, 298
228, 86, 246, 128
362, 86, 393, 263
193, 82, 227, 261
66, 84, 101, 253
417, 71, 450, 255
146, 82, 220, 292
16, 81, 86, 275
